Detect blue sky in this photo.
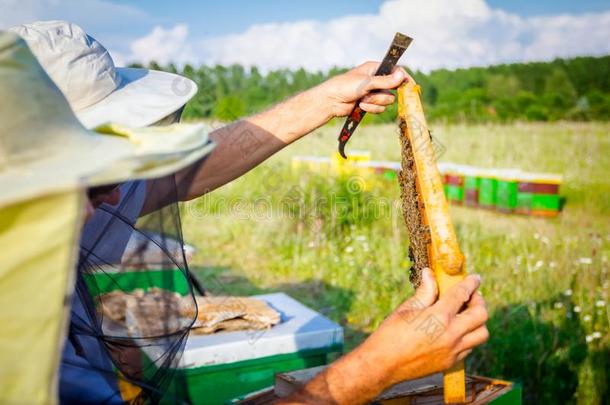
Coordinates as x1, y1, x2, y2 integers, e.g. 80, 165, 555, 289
2, 0, 610, 71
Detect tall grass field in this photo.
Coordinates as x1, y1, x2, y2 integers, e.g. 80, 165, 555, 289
182, 122, 609, 404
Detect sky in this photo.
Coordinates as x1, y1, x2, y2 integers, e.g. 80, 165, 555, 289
1, 0, 610, 72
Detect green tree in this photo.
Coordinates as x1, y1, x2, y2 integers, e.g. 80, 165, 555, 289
213, 95, 246, 121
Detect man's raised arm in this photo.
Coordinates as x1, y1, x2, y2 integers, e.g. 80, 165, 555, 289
179, 62, 408, 200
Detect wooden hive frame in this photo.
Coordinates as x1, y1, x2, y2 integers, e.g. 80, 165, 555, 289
397, 80, 468, 404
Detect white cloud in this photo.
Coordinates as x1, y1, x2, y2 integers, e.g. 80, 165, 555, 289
126, 24, 194, 66
192, 0, 610, 72
3, 0, 610, 72
119, 0, 608, 72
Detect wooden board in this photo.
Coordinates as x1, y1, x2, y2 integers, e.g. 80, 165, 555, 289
232, 366, 517, 404
397, 82, 468, 403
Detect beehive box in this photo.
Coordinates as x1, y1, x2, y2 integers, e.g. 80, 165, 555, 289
461, 166, 483, 208
291, 156, 332, 173
353, 160, 401, 180
144, 293, 343, 405
478, 169, 499, 209
444, 164, 465, 204
331, 150, 371, 174
515, 172, 562, 216
232, 366, 522, 404
495, 169, 523, 213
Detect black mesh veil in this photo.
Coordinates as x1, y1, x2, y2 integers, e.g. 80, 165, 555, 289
61, 156, 207, 404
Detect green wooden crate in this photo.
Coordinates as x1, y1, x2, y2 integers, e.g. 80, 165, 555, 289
516, 192, 533, 213
160, 346, 341, 405
531, 193, 561, 211
496, 180, 518, 211
150, 293, 343, 405
83, 268, 191, 296
478, 175, 498, 208
464, 175, 480, 192
445, 184, 464, 203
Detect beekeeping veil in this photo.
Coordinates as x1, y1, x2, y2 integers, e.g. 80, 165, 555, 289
0, 31, 215, 404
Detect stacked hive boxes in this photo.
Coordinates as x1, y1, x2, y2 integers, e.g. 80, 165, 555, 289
514, 172, 562, 216
292, 155, 562, 216
436, 165, 562, 216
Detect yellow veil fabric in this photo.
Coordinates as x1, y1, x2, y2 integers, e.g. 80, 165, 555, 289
0, 191, 84, 404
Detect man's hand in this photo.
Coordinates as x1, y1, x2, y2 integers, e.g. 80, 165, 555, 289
319, 61, 410, 117
281, 269, 488, 405
362, 269, 488, 387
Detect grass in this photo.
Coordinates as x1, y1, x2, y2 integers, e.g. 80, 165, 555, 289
182, 122, 609, 404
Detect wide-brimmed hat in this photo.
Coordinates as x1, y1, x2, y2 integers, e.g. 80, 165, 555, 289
9, 20, 197, 129
0, 31, 215, 208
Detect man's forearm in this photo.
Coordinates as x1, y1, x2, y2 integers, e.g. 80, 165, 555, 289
279, 340, 392, 405
182, 85, 333, 199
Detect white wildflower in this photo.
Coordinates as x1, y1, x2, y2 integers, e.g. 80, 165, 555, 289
541, 236, 550, 245
563, 289, 573, 297
550, 261, 557, 268
345, 246, 354, 253
308, 241, 315, 248
592, 331, 602, 340
585, 335, 593, 343
554, 302, 564, 309
356, 235, 367, 242
583, 314, 592, 322
534, 233, 540, 240
596, 300, 606, 307
535, 260, 544, 269
579, 257, 592, 265
573, 306, 582, 313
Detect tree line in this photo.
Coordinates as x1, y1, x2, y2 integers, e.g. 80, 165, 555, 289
132, 55, 610, 123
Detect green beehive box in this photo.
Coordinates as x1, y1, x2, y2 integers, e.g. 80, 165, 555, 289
516, 192, 533, 213
516, 172, 562, 216
532, 193, 561, 211
444, 165, 464, 204
461, 166, 481, 207
445, 184, 464, 203
85, 274, 342, 404
495, 170, 521, 212
83, 267, 191, 296
146, 293, 343, 405
478, 170, 498, 208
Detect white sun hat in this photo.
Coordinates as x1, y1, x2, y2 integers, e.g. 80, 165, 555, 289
8, 20, 197, 129
0, 31, 215, 208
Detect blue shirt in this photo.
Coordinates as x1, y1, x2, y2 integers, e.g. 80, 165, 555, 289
59, 181, 146, 404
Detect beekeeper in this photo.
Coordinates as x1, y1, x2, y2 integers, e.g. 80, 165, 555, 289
4, 20, 489, 405
0, 31, 215, 404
